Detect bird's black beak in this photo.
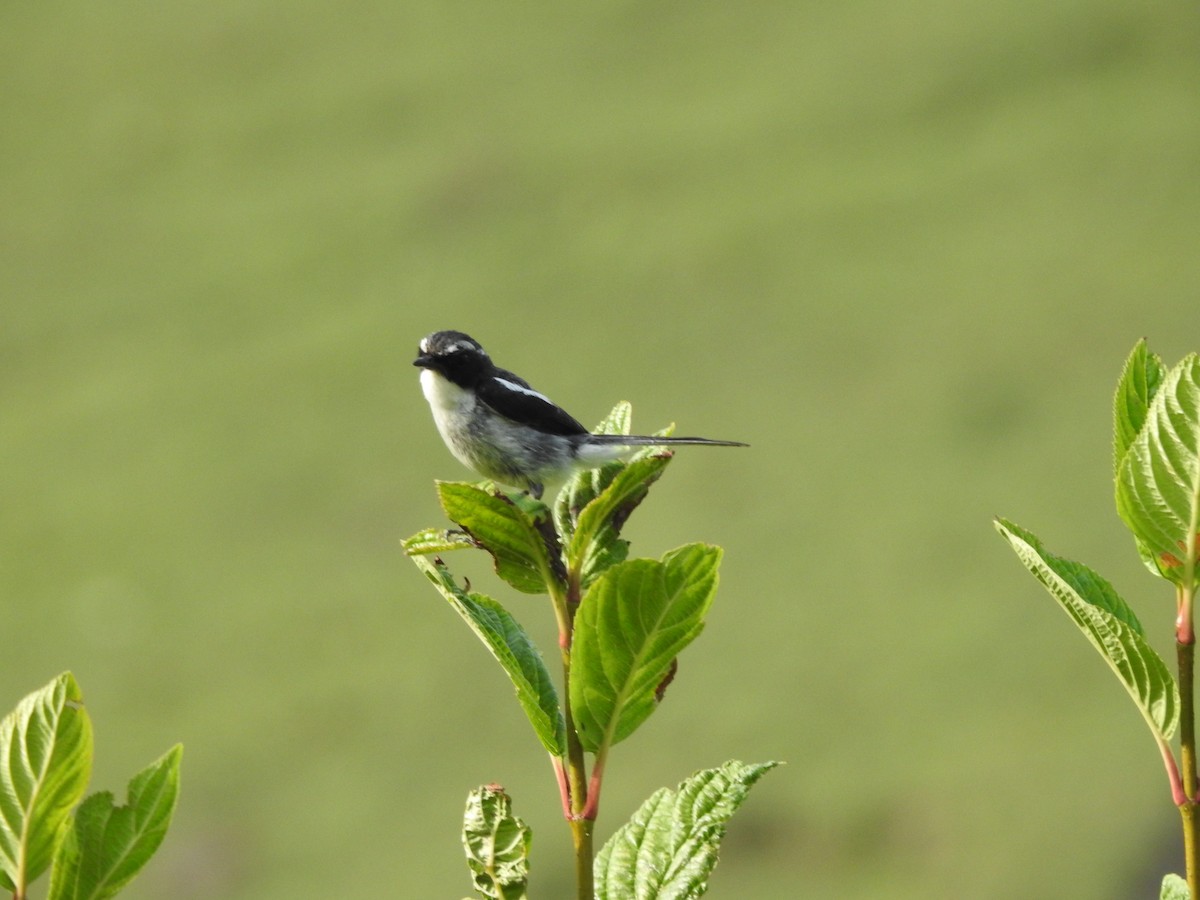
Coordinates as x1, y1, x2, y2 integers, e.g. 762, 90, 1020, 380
413, 353, 433, 369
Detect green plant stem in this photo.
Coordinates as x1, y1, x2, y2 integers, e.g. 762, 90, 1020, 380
560, 654, 590, 819
1182, 640, 1198, 798
561, 665, 595, 899
1183, 803, 1199, 900
551, 568, 595, 900
569, 811, 596, 900
1179, 626, 1199, 898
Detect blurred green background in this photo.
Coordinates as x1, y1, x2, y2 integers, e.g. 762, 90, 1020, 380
3, 1, 1199, 897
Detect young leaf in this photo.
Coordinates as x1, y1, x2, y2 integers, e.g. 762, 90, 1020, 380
48, 745, 183, 900
570, 544, 721, 753
438, 482, 559, 594
554, 402, 633, 541
1115, 354, 1200, 587
599, 401, 633, 435
412, 555, 566, 756
0, 672, 94, 892
1108, 342, 1175, 581
568, 454, 673, 587
401, 527, 477, 557
462, 784, 530, 900
595, 760, 779, 900
1161, 874, 1190, 900
995, 518, 1179, 743
1113, 339, 1165, 477
998, 520, 1146, 634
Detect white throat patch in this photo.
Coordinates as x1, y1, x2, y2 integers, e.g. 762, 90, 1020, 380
420, 368, 471, 412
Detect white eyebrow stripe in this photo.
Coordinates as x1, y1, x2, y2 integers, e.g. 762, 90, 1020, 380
495, 377, 553, 404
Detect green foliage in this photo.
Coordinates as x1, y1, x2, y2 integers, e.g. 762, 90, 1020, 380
401, 527, 478, 556
567, 455, 673, 590
461, 785, 531, 900
999, 342, 1200, 894
0, 674, 181, 899
1113, 339, 1166, 477
553, 402, 635, 544
0, 672, 93, 891
570, 544, 721, 753
7, 0, 1200, 894
48, 745, 183, 900
1163, 874, 1191, 900
594, 760, 779, 900
409, 554, 566, 756
995, 519, 1178, 742
1115, 353, 1200, 588
406, 403, 760, 898
438, 481, 562, 595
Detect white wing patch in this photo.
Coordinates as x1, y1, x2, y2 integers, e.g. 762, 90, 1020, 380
494, 377, 554, 405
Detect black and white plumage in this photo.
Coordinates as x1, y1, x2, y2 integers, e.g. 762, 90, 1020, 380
414, 330, 747, 499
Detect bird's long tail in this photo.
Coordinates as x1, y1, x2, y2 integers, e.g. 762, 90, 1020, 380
585, 434, 748, 448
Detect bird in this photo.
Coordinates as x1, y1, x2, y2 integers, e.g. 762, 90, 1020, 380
413, 330, 747, 499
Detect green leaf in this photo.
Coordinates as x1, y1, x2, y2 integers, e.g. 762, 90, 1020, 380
1113, 339, 1165, 477
1161, 874, 1190, 900
1115, 354, 1200, 587
412, 555, 566, 756
462, 784, 530, 900
570, 544, 721, 753
598, 401, 633, 436
568, 454, 673, 587
401, 527, 478, 557
0, 673, 94, 892
995, 518, 1179, 742
1111, 342, 1182, 582
48, 745, 183, 900
999, 520, 1146, 634
552, 402, 675, 570
438, 481, 560, 594
554, 402, 634, 541
595, 760, 779, 900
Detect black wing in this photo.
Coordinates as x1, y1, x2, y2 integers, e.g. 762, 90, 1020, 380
477, 368, 588, 436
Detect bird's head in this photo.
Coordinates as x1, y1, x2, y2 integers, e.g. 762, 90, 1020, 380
414, 330, 491, 387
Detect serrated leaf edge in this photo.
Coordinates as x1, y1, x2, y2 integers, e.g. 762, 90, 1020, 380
996, 519, 1179, 742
